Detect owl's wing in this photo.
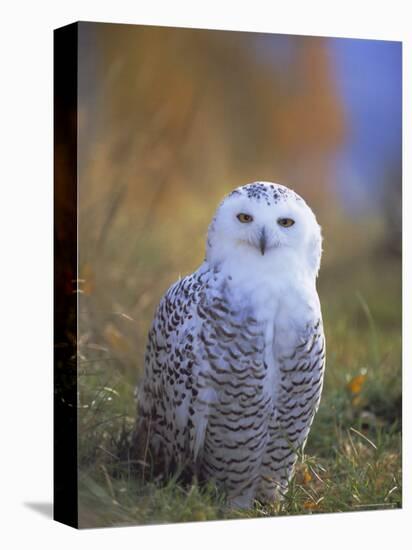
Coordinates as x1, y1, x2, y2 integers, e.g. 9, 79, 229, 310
257, 314, 325, 502
275, 316, 326, 452
136, 268, 213, 471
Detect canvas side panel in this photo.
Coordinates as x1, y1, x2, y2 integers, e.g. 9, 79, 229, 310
54, 22, 78, 529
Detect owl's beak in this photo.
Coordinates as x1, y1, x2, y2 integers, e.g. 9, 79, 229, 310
259, 227, 267, 256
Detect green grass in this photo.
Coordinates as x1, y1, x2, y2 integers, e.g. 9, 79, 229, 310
77, 253, 402, 528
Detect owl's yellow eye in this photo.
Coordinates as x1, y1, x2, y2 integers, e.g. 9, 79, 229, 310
277, 217, 295, 228
237, 213, 254, 223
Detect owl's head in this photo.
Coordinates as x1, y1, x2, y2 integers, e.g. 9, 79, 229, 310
206, 182, 322, 279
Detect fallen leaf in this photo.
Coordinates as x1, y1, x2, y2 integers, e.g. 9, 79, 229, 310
347, 374, 367, 395
303, 500, 318, 510
303, 467, 313, 484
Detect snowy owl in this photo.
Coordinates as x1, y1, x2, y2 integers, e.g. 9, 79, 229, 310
136, 181, 325, 508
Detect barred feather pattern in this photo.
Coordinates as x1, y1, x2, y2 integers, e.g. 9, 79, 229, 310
137, 263, 325, 508
257, 319, 325, 502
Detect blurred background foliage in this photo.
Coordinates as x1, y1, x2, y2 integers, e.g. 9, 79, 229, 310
74, 23, 401, 526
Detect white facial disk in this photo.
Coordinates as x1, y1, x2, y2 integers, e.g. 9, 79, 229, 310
206, 181, 322, 280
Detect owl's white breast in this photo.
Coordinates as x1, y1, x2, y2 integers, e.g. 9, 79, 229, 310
208, 247, 321, 405
213, 245, 320, 324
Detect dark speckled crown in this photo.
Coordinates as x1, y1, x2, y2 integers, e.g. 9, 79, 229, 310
229, 181, 301, 207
